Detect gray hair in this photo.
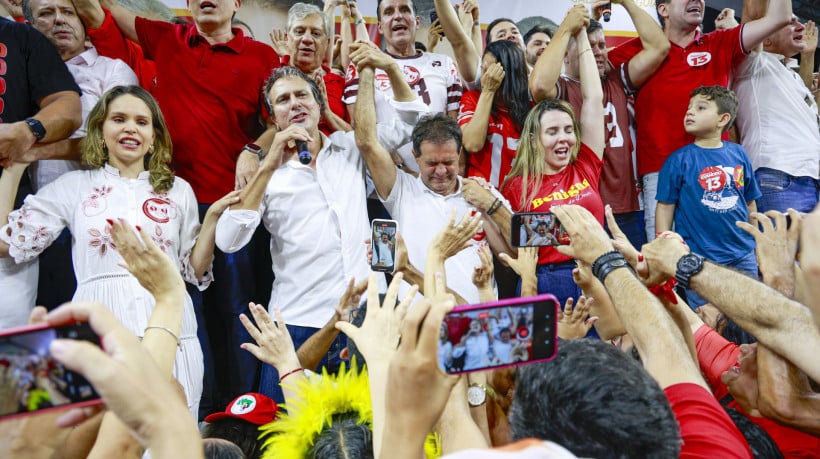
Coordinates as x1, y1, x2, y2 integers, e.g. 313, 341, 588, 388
287, 2, 331, 39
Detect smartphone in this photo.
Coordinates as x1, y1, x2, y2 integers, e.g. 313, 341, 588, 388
439, 294, 559, 375
510, 212, 570, 247
371, 219, 398, 273
0, 322, 102, 420
430, 11, 438, 25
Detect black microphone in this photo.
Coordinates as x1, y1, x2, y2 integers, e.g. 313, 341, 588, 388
293, 123, 312, 165
296, 139, 311, 165
602, 2, 612, 22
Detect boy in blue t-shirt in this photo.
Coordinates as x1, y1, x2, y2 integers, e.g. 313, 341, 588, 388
656, 86, 761, 309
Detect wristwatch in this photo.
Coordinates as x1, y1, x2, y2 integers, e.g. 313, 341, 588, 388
467, 383, 496, 407
243, 142, 264, 160
24, 118, 46, 143
675, 253, 705, 289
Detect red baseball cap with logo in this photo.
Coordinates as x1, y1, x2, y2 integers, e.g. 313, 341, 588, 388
204, 392, 278, 425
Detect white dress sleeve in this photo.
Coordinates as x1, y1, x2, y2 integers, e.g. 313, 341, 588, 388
175, 180, 213, 290
1, 175, 74, 264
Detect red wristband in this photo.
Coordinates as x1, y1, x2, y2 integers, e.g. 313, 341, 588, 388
278, 367, 304, 384
648, 278, 678, 304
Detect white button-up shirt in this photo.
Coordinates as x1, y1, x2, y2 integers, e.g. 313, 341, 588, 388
383, 173, 508, 305
215, 99, 427, 327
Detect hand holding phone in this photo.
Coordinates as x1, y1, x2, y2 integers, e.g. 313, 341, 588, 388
371, 219, 398, 272
511, 212, 569, 247
439, 294, 558, 375
0, 322, 101, 420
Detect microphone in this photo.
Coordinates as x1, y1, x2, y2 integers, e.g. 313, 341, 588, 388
602, 2, 612, 22
296, 140, 311, 165
294, 123, 312, 165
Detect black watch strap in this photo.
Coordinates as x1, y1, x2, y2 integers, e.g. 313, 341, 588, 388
675, 253, 705, 289
592, 251, 634, 284
25, 118, 46, 142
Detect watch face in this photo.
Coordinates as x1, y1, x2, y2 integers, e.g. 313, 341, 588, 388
679, 254, 702, 273
467, 385, 486, 406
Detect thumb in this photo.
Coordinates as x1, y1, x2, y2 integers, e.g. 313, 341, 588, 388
334, 321, 359, 339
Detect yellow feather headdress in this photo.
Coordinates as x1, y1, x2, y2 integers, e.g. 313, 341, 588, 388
258, 360, 441, 458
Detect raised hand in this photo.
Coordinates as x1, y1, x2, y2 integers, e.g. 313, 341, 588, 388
429, 209, 482, 260
714, 8, 738, 30
239, 304, 301, 372
108, 219, 184, 302
557, 296, 598, 340
269, 28, 290, 57
480, 62, 505, 92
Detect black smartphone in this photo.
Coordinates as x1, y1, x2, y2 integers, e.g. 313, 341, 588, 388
0, 322, 102, 420
439, 294, 559, 375
371, 219, 398, 273
510, 212, 570, 247
430, 10, 438, 25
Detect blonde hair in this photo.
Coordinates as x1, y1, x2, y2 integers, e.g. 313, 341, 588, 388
81, 86, 175, 194
502, 99, 581, 210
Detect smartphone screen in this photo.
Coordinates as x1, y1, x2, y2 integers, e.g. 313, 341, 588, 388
0, 322, 101, 420
439, 294, 558, 375
510, 212, 570, 247
371, 219, 398, 273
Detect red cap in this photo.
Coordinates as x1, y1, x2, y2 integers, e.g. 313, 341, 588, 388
204, 392, 278, 425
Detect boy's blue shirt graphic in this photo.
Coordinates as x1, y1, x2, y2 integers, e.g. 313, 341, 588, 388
657, 141, 762, 264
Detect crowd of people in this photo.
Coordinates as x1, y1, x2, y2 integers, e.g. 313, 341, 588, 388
1, 0, 820, 457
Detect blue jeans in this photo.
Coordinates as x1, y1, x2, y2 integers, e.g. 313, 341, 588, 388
754, 168, 819, 214
259, 324, 347, 404
685, 251, 758, 310
642, 173, 660, 242
605, 210, 647, 252
198, 203, 272, 417
516, 262, 581, 309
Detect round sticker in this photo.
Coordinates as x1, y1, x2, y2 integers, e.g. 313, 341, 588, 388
697, 167, 726, 192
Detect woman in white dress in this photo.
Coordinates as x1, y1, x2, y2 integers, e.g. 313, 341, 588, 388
0, 86, 237, 417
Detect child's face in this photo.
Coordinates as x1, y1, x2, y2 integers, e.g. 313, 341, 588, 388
684, 94, 724, 137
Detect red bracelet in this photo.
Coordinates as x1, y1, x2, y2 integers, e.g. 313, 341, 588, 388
278, 367, 305, 383
648, 278, 678, 304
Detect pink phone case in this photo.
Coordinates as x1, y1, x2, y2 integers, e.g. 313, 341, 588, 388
444, 293, 559, 375
0, 322, 103, 422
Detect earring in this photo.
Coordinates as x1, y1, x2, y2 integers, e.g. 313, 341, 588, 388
149, 143, 155, 153
100, 137, 107, 152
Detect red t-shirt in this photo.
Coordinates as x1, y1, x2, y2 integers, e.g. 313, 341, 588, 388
608, 27, 746, 176
279, 55, 348, 136
135, 17, 279, 203
694, 325, 820, 457
87, 9, 157, 92
557, 67, 640, 214
665, 383, 752, 458
457, 90, 522, 188
501, 144, 603, 265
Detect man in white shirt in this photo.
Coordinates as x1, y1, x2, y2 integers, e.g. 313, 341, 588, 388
215, 66, 425, 402
354, 49, 509, 305
734, 10, 820, 213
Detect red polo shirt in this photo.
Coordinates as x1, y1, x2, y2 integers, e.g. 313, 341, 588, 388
135, 17, 279, 203
87, 9, 157, 92
608, 26, 747, 176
